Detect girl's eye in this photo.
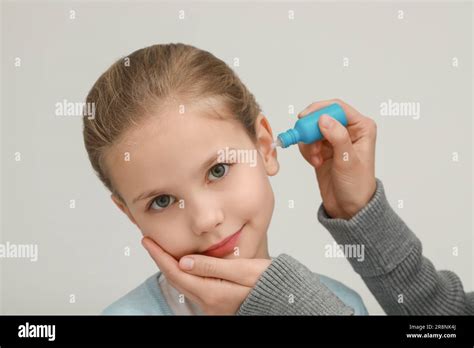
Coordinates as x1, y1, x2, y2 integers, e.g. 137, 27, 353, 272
148, 163, 231, 212
208, 163, 231, 181
150, 195, 176, 211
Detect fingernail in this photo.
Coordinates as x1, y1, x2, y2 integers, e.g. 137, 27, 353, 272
320, 115, 332, 128
179, 257, 194, 270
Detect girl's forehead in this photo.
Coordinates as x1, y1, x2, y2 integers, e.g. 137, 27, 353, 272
108, 108, 250, 170
125, 104, 241, 144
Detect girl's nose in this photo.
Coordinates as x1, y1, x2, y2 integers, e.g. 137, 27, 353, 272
187, 194, 225, 236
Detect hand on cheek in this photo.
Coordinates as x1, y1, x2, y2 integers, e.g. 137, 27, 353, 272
178, 254, 271, 288
141, 237, 261, 315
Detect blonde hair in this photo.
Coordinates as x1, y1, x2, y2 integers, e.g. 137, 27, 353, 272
83, 43, 261, 198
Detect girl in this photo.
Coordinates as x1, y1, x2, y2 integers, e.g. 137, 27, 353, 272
83, 43, 367, 315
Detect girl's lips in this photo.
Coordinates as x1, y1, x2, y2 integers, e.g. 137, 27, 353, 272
202, 225, 244, 258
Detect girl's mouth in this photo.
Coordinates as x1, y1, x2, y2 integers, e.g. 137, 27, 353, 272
201, 224, 245, 258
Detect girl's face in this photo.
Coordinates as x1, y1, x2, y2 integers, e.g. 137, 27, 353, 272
106, 100, 279, 261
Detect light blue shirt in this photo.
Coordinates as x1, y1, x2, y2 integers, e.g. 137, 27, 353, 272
102, 271, 368, 315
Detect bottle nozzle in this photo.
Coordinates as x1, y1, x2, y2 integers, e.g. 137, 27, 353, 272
271, 138, 283, 150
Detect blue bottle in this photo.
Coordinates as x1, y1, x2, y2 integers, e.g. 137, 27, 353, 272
274, 103, 348, 148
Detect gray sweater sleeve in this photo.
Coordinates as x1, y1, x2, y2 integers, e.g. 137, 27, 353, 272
237, 253, 355, 315
317, 177, 474, 315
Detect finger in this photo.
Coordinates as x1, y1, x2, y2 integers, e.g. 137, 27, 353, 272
298, 139, 322, 163
298, 142, 320, 167
141, 237, 202, 298
301, 139, 322, 157
178, 255, 271, 287
165, 277, 203, 306
312, 141, 334, 169
320, 140, 334, 161
297, 98, 364, 126
141, 237, 179, 275
201, 280, 252, 315
318, 114, 358, 168
142, 238, 249, 309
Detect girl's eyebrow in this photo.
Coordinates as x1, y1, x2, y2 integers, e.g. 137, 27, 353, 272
131, 147, 235, 204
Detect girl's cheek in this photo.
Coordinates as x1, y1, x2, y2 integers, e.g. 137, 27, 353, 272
232, 165, 269, 206
140, 217, 192, 258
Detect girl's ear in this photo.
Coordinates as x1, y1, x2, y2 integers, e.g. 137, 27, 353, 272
255, 113, 279, 176
111, 194, 138, 226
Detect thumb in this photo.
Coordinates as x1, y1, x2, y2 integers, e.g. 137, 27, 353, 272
318, 114, 357, 167
179, 255, 270, 287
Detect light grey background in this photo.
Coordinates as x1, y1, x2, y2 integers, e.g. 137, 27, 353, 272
1, 0, 472, 315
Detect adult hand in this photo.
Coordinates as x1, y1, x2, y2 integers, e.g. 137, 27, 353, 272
141, 237, 271, 315
297, 99, 377, 219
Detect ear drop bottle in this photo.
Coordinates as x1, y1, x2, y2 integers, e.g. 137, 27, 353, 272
273, 103, 348, 149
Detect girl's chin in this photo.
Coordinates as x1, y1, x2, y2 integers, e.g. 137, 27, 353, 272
220, 248, 256, 259
222, 248, 269, 260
